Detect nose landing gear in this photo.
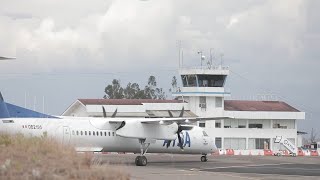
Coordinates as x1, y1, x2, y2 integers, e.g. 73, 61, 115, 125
201, 155, 208, 162
135, 156, 148, 166
135, 139, 150, 166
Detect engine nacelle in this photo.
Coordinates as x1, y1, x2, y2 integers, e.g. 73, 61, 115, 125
116, 120, 178, 140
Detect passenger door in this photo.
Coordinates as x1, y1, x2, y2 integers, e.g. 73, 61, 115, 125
62, 126, 71, 145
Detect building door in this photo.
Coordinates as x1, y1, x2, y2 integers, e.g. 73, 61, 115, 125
63, 126, 71, 145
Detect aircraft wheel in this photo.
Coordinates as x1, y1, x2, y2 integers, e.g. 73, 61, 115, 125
135, 156, 148, 166
201, 156, 207, 162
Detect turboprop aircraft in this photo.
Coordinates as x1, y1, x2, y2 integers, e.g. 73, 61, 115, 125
0, 92, 228, 166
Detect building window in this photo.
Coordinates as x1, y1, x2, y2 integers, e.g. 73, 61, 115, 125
273, 119, 294, 129
215, 97, 222, 108
224, 138, 246, 150
215, 137, 222, 148
249, 124, 263, 128
199, 96, 206, 109
224, 119, 246, 128
249, 138, 270, 150
224, 119, 231, 128
199, 122, 206, 128
215, 120, 221, 128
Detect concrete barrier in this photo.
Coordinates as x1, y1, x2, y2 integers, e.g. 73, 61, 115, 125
226, 149, 234, 155
310, 150, 319, 156
264, 150, 273, 156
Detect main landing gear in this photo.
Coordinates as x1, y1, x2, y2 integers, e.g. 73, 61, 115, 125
201, 154, 208, 162
135, 139, 150, 166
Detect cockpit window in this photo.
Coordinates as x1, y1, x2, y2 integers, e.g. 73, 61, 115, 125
203, 131, 208, 137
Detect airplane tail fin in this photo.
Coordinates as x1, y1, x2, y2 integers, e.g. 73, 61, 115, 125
0, 92, 10, 118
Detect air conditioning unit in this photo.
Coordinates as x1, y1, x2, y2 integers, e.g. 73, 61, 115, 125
199, 103, 206, 108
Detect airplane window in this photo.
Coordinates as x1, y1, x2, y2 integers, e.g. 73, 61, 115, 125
112, 132, 115, 136
108, 132, 111, 136
89, 131, 91, 136
80, 131, 83, 136
202, 131, 208, 137
96, 131, 99, 136
76, 131, 79, 136
85, 131, 87, 136
93, 131, 95, 136
100, 132, 102, 136
104, 132, 107, 136
72, 130, 75, 135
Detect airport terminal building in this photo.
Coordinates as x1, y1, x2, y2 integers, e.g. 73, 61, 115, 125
62, 66, 305, 152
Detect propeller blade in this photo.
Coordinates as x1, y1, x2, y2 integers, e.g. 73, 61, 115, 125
168, 110, 173, 117
111, 108, 117, 118
179, 107, 184, 117
166, 140, 171, 148
177, 132, 184, 150
102, 106, 107, 118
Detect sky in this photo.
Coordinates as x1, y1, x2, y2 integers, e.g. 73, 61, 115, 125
0, 0, 319, 134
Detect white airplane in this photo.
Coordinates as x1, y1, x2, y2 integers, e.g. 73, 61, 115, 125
0, 92, 226, 166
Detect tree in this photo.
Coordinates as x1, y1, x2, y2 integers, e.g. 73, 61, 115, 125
145, 75, 157, 99
310, 128, 318, 143
169, 76, 178, 93
103, 76, 166, 100
103, 79, 124, 99
155, 87, 166, 100
124, 83, 147, 99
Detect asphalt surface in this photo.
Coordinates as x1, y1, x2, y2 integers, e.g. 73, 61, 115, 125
94, 154, 320, 180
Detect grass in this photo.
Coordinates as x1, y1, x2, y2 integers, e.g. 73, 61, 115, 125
0, 134, 129, 179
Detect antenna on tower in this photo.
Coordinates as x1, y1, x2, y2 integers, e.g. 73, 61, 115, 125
178, 40, 181, 68
207, 48, 214, 69
220, 53, 224, 68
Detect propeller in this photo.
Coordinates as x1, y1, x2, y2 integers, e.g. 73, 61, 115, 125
177, 125, 184, 149
167, 106, 184, 118
111, 108, 117, 118
102, 106, 107, 118
166, 107, 186, 149
102, 106, 117, 118
178, 107, 184, 117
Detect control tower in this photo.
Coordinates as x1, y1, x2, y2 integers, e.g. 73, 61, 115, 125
172, 66, 230, 118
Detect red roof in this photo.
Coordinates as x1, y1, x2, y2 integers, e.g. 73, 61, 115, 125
78, 99, 183, 105
224, 100, 299, 112
78, 99, 299, 112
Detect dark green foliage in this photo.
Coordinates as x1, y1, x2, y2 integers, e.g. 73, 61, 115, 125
104, 76, 166, 99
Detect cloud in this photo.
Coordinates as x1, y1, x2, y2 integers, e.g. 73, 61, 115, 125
0, 0, 319, 131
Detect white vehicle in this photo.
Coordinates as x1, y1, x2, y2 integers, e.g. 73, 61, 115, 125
0, 92, 227, 166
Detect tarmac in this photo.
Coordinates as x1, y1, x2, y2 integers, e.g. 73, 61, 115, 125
95, 154, 320, 180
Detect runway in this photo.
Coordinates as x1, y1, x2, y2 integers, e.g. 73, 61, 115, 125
95, 154, 320, 180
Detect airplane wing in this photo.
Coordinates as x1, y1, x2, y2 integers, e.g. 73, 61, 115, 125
114, 116, 233, 141
108, 116, 232, 124
139, 116, 232, 124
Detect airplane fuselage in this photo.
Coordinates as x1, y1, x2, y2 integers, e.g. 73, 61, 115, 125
0, 117, 215, 155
